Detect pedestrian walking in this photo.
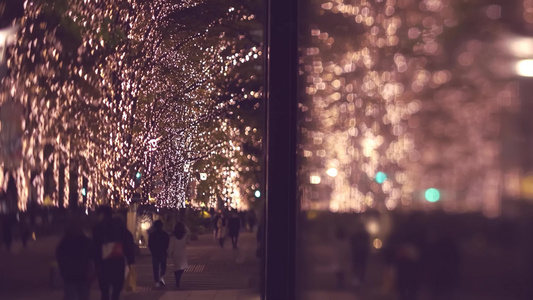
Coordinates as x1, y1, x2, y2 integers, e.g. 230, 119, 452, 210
20, 217, 31, 248
148, 220, 169, 288
168, 222, 188, 289
351, 222, 370, 287
239, 211, 247, 230
247, 210, 257, 232
56, 220, 94, 300
228, 213, 241, 249
333, 226, 351, 289
92, 206, 135, 300
424, 228, 461, 300
217, 214, 227, 248
2, 218, 12, 252
384, 217, 426, 300
213, 213, 221, 241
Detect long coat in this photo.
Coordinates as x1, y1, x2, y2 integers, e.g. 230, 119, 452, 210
168, 235, 188, 271
228, 216, 241, 237
148, 229, 169, 257
216, 218, 227, 240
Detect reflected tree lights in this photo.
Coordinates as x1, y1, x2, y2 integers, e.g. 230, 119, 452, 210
300, 0, 523, 216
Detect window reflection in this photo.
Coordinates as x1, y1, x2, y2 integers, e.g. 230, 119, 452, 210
299, 1, 533, 299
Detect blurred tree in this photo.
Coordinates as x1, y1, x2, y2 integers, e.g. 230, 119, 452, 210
1, 0, 263, 211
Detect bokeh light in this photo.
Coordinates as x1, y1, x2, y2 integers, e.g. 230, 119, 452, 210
425, 188, 441, 203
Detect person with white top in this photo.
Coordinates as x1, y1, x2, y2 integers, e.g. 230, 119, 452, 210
168, 222, 188, 289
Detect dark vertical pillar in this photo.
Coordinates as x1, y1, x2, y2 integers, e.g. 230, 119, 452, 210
82, 177, 88, 205
68, 160, 79, 209
6, 173, 18, 213
264, 0, 298, 299
43, 144, 54, 203
58, 164, 65, 208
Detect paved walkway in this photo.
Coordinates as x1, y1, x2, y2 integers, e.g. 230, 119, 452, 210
10, 290, 260, 300
0, 231, 260, 300
300, 233, 524, 300
158, 290, 259, 300
136, 232, 259, 290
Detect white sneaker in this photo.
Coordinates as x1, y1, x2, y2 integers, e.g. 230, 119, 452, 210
159, 278, 166, 286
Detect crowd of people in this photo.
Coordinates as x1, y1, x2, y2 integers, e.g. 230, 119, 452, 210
212, 210, 256, 249
147, 219, 189, 289
53, 206, 257, 300
54, 206, 192, 300
56, 206, 136, 300
331, 214, 462, 300
1, 212, 41, 252
376, 214, 462, 300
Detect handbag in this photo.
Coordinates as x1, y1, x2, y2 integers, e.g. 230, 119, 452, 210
124, 265, 137, 292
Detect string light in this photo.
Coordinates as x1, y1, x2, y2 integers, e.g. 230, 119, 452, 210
1, 0, 262, 211
300, 0, 518, 216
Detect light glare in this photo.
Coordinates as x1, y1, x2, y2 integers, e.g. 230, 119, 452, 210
310, 175, 321, 184
515, 59, 533, 77
326, 168, 338, 177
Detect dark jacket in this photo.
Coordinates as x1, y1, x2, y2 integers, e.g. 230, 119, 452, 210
425, 235, 460, 291
228, 216, 241, 236
56, 234, 93, 283
351, 230, 370, 262
92, 218, 135, 280
213, 215, 221, 229
148, 229, 169, 257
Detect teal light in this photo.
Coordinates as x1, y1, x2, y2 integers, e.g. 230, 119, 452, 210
136, 172, 142, 179
425, 188, 441, 202
81, 188, 87, 197
375, 172, 387, 184
254, 190, 261, 198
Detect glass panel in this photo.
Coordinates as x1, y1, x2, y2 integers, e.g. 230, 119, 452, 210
298, 1, 533, 299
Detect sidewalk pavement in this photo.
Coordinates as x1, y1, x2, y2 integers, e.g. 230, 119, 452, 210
0, 230, 260, 300
300, 234, 524, 300
158, 290, 259, 300
299, 290, 521, 300
135, 232, 259, 290
11, 289, 259, 300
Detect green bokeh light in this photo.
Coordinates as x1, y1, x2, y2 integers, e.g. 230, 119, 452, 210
425, 188, 441, 202
81, 188, 87, 197
375, 172, 387, 184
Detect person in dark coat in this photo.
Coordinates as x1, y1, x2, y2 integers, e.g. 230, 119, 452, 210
213, 213, 221, 241
56, 220, 94, 300
424, 229, 461, 299
247, 210, 257, 232
239, 211, 247, 230
2, 218, 12, 252
228, 213, 241, 249
20, 217, 31, 248
384, 217, 426, 300
334, 226, 351, 289
92, 206, 135, 300
148, 220, 169, 287
351, 222, 370, 287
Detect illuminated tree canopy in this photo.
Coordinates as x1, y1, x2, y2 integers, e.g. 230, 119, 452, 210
0, 0, 262, 210
300, 0, 522, 216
